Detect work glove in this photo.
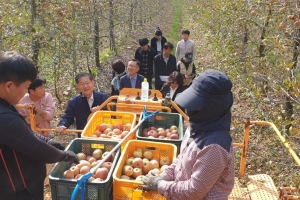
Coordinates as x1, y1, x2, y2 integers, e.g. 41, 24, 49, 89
142, 175, 162, 191
64, 151, 79, 164
48, 139, 65, 150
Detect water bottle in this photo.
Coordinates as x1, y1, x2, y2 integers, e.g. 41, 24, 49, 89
141, 78, 149, 101
165, 93, 171, 107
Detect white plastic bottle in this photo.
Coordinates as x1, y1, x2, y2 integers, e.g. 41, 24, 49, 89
141, 78, 149, 101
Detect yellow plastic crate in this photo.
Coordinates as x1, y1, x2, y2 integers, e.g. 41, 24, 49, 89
113, 140, 177, 200
81, 111, 136, 150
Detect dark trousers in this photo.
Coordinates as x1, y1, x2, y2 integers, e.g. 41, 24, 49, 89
15, 186, 43, 200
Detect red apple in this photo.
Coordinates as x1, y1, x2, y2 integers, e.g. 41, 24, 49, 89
160, 157, 171, 166
113, 128, 121, 135
169, 125, 178, 131
169, 134, 179, 139
158, 129, 166, 137
133, 149, 143, 158
149, 126, 156, 131
62, 169, 74, 179
88, 156, 97, 164
101, 162, 112, 171
107, 124, 113, 130
114, 123, 123, 130
104, 128, 113, 135
132, 158, 143, 168
100, 134, 108, 138
143, 150, 153, 160
77, 152, 86, 161
94, 130, 101, 137
132, 168, 143, 178
77, 160, 90, 169
125, 157, 134, 166
92, 149, 103, 160
120, 131, 129, 139
97, 123, 107, 132
102, 151, 113, 162
150, 159, 159, 169
142, 160, 154, 174
94, 167, 108, 180
80, 165, 90, 175
70, 166, 79, 176
158, 136, 165, 139
122, 165, 134, 176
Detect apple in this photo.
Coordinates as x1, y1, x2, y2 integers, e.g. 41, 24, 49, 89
62, 169, 74, 179
97, 123, 107, 132
133, 149, 143, 158
92, 149, 103, 160
158, 129, 166, 137
132, 168, 143, 178
150, 159, 159, 169
169, 125, 178, 131
132, 158, 143, 168
149, 126, 156, 131
77, 152, 86, 161
125, 157, 134, 166
88, 177, 95, 182
160, 165, 169, 172
101, 162, 112, 171
147, 168, 160, 176
147, 130, 158, 138
69, 166, 79, 176
122, 165, 134, 176
120, 131, 129, 139
90, 134, 98, 138
94, 130, 101, 137
88, 156, 97, 164
142, 160, 154, 174
169, 134, 179, 139
124, 123, 132, 131
158, 136, 165, 139
100, 134, 108, 138
160, 157, 171, 166
142, 158, 149, 163
75, 174, 82, 179
166, 132, 172, 137
107, 131, 115, 137
143, 150, 153, 160
94, 167, 108, 180
165, 129, 170, 133
113, 128, 121, 135
107, 124, 114, 130
91, 161, 99, 168
80, 165, 90, 175
111, 135, 121, 140
135, 175, 146, 181
120, 175, 131, 180
102, 151, 113, 162
170, 130, 178, 135
77, 160, 90, 169
104, 128, 113, 135
114, 123, 123, 130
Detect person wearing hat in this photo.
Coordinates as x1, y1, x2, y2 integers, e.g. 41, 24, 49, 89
150, 27, 167, 56
175, 29, 196, 62
134, 37, 156, 89
176, 52, 196, 87
142, 69, 235, 199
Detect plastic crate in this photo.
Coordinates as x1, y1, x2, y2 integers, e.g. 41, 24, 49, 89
49, 138, 121, 200
136, 112, 183, 154
81, 111, 137, 149
113, 140, 177, 200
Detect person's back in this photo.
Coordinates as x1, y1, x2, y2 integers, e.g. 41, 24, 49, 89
57, 72, 108, 134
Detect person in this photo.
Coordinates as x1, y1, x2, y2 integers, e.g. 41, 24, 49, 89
119, 59, 145, 90
154, 42, 177, 90
150, 27, 167, 56
160, 71, 185, 113
0, 51, 78, 199
142, 69, 235, 199
18, 78, 55, 138
111, 59, 127, 96
175, 29, 196, 62
134, 38, 156, 89
57, 72, 108, 137
176, 52, 196, 87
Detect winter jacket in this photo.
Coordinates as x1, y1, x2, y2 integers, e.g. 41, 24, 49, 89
0, 98, 67, 199
134, 46, 156, 81
57, 91, 108, 130
154, 54, 177, 90
119, 74, 145, 90
150, 36, 167, 55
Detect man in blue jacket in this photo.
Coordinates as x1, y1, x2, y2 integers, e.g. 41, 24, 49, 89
57, 72, 108, 137
119, 59, 144, 90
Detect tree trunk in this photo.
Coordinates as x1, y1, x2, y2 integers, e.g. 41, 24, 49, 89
109, 0, 116, 53
31, 0, 40, 69
93, 0, 100, 68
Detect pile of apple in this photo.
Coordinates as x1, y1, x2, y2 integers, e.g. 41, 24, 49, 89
90, 122, 132, 140
141, 125, 179, 140
62, 149, 114, 183
120, 149, 171, 181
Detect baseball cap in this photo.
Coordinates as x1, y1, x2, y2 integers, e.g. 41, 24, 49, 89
175, 69, 232, 111
185, 52, 193, 62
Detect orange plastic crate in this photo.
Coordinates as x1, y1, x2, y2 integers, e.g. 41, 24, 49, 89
81, 111, 136, 149
113, 140, 177, 200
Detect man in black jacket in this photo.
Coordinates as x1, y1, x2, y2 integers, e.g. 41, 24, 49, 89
0, 51, 77, 199
150, 27, 167, 56
134, 38, 156, 89
154, 42, 177, 90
